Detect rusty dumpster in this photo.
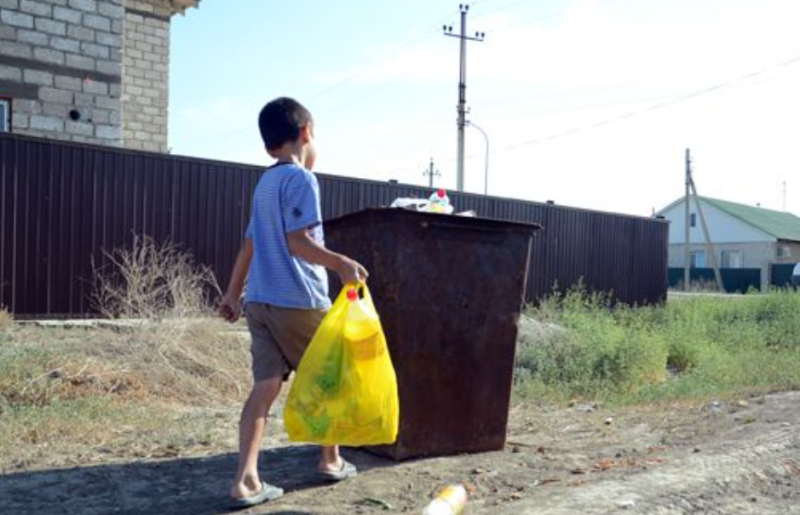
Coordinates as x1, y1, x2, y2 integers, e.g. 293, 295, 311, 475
325, 208, 540, 460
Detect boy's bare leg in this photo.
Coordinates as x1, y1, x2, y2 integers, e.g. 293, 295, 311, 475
230, 377, 282, 500
318, 445, 343, 472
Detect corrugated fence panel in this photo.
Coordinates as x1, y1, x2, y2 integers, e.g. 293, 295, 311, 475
771, 264, 795, 287
0, 133, 668, 316
0, 136, 13, 310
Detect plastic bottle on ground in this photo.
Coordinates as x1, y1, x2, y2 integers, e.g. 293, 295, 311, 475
422, 485, 468, 515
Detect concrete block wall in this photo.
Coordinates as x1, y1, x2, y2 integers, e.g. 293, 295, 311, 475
1, 0, 196, 150
121, 0, 170, 153
0, 0, 125, 145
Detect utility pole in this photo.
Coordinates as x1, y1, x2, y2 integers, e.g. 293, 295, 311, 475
423, 157, 441, 188
444, 5, 484, 192
783, 180, 787, 211
686, 149, 725, 293
684, 149, 691, 291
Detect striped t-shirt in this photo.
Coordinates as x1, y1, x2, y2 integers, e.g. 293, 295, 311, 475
243, 162, 331, 310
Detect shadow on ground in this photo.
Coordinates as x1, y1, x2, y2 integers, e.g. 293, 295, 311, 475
0, 445, 395, 515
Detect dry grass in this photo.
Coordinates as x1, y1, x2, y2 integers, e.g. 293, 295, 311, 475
98, 319, 252, 405
0, 307, 11, 331
2, 235, 250, 409
0, 237, 253, 469
94, 234, 220, 320
0, 322, 250, 470
5, 232, 250, 409
0, 322, 251, 409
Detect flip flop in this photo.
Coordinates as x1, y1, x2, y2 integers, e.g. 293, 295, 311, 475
316, 459, 358, 482
228, 481, 284, 509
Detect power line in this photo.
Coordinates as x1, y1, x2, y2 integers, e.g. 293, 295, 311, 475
199, 0, 616, 153
478, 93, 676, 121
352, 127, 453, 178
366, 51, 800, 171
318, 81, 399, 117
308, 30, 439, 103
331, 52, 800, 182
472, 0, 539, 19
308, 7, 461, 102
473, 0, 623, 28
197, 8, 464, 149
493, 52, 800, 154
198, 39, 450, 149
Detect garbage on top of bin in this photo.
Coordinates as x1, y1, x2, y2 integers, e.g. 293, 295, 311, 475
390, 197, 429, 211
390, 189, 456, 214
427, 189, 454, 214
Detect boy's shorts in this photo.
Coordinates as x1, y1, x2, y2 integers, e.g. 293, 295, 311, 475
244, 302, 327, 382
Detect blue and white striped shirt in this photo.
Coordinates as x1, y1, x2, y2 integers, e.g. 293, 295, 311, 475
244, 163, 331, 310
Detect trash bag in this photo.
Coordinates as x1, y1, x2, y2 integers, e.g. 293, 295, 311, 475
284, 284, 399, 446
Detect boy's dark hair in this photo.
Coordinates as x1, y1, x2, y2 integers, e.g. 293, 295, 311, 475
258, 97, 313, 151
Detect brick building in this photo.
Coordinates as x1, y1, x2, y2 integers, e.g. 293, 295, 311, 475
0, 0, 199, 153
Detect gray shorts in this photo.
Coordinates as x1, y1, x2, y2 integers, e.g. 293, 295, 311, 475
244, 302, 327, 383
792, 276, 800, 288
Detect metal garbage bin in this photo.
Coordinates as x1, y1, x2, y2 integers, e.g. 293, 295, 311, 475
325, 208, 541, 460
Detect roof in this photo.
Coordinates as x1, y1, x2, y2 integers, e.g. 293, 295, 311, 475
168, 0, 200, 15
660, 196, 800, 242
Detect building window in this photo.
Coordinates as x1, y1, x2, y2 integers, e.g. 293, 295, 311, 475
777, 246, 791, 259
690, 250, 706, 268
721, 250, 743, 268
690, 213, 697, 228
0, 98, 10, 133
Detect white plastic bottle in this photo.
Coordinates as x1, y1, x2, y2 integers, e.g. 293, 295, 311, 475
427, 189, 453, 214
422, 485, 468, 515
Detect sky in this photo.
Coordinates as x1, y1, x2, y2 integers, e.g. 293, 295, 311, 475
169, 0, 800, 217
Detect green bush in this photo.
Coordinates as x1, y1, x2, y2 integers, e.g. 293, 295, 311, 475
517, 289, 667, 400
515, 289, 800, 404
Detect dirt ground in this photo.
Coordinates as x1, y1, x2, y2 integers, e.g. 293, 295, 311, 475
1, 389, 799, 515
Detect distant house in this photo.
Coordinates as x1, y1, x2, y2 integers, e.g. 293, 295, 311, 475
657, 196, 800, 289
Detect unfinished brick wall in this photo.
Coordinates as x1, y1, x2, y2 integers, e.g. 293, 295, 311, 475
1, 0, 197, 151
0, 0, 125, 145
121, 0, 170, 152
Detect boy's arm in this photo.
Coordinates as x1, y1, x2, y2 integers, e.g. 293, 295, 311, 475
219, 238, 253, 322
287, 228, 368, 286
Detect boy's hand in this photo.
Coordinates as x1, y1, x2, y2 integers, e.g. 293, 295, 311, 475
218, 293, 242, 323
337, 257, 369, 286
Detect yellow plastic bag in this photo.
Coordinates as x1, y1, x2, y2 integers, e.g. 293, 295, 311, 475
284, 284, 399, 446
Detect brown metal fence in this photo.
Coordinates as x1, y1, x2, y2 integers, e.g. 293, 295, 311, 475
1, 133, 668, 317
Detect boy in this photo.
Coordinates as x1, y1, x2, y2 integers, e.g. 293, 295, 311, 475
219, 97, 368, 508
